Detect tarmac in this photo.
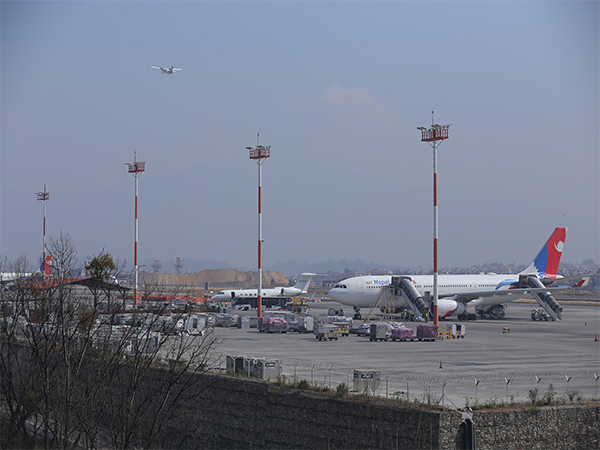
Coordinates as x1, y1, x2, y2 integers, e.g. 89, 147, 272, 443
210, 300, 600, 407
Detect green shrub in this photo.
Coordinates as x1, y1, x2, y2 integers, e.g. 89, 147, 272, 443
544, 384, 556, 405
336, 382, 349, 395
528, 388, 539, 404
297, 379, 311, 390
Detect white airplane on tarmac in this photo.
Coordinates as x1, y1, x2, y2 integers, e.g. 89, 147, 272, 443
328, 228, 586, 322
151, 65, 182, 75
211, 273, 316, 302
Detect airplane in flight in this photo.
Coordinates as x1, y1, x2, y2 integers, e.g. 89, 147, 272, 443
0, 255, 53, 285
211, 273, 316, 302
150, 65, 182, 75
328, 228, 580, 321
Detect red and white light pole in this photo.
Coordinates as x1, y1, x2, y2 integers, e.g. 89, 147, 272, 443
418, 113, 451, 327
247, 134, 271, 318
35, 184, 50, 277
126, 153, 146, 307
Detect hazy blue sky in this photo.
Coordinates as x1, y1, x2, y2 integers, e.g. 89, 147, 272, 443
1, 1, 598, 273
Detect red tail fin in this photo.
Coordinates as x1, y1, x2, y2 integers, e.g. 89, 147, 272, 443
43, 255, 52, 277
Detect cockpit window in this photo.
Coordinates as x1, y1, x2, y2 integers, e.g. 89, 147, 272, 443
334, 284, 347, 289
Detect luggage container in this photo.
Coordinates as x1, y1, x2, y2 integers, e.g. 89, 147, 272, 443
257, 316, 289, 333
370, 323, 389, 341
391, 327, 414, 341
298, 316, 314, 333
417, 324, 438, 341
237, 315, 250, 330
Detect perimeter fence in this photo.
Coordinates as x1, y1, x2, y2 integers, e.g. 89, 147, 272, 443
213, 351, 600, 409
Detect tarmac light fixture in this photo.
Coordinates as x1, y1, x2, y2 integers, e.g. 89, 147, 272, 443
417, 114, 451, 327
35, 184, 50, 275
247, 135, 271, 318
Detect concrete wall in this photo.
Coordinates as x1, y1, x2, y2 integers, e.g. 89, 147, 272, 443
472, 406, 599, 450
184, 374, 445, 449
159, 373, 599, 449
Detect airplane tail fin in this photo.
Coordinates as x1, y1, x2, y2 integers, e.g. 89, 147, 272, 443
293, 273, 316, 293
519, 227, 567, 279
41, 255, 52, 277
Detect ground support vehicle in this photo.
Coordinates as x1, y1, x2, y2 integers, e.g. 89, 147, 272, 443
314, 324, 339, 341
446, 323, 466, 339
333, 322, 350, 337
352, 323, 370, 336
531, 308, 552, 322
475, 304, 506, 320
531, 308, 550, 321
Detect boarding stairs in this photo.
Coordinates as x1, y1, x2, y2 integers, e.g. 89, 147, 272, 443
363, 276, 429, 324
522, 275, 563, 321
391, 276, 429, 321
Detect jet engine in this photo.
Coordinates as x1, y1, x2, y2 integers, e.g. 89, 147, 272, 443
437, 299, 466, 318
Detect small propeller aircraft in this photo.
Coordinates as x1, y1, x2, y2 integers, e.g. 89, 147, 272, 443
150, 66, 182, 75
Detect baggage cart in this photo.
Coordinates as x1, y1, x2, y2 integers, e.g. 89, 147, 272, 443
333, 322, 350, 337
314, 323, 339, 341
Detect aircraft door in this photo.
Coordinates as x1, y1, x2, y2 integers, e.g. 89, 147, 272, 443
356, 280, 365, 295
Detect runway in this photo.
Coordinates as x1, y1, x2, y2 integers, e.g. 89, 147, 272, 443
210, 301, 600, 407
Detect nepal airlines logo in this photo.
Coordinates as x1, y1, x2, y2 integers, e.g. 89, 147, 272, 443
554, 240, 564, 253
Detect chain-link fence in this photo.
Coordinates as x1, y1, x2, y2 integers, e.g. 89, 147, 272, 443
214, 351, 600, 409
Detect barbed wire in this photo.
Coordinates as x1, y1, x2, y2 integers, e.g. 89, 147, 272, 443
212, 351, 598, 384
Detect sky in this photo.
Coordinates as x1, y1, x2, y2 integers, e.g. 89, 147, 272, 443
1, 0, 598, 274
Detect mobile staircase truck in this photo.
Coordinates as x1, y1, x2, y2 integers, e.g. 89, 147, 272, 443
520, 275, 563, 321
391, 276, 429, 321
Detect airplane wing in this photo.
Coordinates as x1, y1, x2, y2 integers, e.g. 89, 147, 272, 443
440, 286, 569, 303
446, 286, 573, 302
172, 68, 182, 71
150, 66, 162, 70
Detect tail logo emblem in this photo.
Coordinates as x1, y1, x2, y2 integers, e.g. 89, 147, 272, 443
554, 241, 564, 253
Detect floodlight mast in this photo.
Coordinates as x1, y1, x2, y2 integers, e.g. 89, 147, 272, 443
35, 184, 50, 277
126, 152, 146, 307
417, 112, 451, 327
247, 133, 271, 318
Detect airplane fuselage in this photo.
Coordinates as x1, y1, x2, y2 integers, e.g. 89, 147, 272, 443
212, 286, 304, 302
328, 273, 528, 316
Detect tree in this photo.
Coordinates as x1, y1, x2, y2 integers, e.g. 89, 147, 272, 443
1, 239, 221, 449
85, 251, 116, 284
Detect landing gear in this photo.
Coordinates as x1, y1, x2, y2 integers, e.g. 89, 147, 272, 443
353, 306, 362, 321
